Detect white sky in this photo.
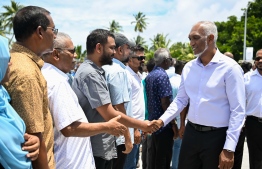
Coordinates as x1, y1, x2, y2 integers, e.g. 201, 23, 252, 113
1, 0, 251, 49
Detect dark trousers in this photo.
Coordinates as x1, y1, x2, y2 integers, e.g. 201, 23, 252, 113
246, 116, 262, 169
112, 144, 127, 169
232, 126, 246, 169
94, 156, 113, 169
150, 128, 174, 169
178, 122, 227, 169
143, 135, 152, 169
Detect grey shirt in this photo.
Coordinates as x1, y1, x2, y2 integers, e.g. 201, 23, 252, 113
72, 59, 117, 160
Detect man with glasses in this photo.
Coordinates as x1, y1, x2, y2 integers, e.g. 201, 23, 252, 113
102, 33, 134, 169
145, 48, 175, 169
41, 32, 127, 169
245, 49, 262, 169
4, 6, 57, 169
124, 45, 146, 169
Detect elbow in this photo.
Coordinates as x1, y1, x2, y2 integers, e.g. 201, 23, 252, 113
60, 127, 73, 137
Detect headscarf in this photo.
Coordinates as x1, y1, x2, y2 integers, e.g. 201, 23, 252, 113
0, 36, 32, 169
0, 36, 9, 81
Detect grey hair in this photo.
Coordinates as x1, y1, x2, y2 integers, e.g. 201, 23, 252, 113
154, 48, 170, 65
53, 32, 71, 48
197, 21, 218, 44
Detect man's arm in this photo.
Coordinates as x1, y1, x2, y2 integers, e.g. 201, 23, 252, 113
60, 115, 127, 137
178, 104, 189, 138
30, 133, 49, 169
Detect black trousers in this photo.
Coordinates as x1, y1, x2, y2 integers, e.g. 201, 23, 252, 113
178, 122, 227, 169
94, 156, 113, 169
150, 128, 174, 169
232, 126, 246, 169
246, 116, 262, 169
112, 144, 127, 169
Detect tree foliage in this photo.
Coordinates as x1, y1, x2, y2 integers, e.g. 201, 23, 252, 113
131, 12, 148, 33
107, 20, 123, 33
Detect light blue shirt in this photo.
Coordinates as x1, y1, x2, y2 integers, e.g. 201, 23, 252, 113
103, 58, 134, 145
245, 69, 262, 117
160, 49, 246, 151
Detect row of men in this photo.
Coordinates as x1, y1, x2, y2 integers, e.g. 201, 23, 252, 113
1, 5, 262, 169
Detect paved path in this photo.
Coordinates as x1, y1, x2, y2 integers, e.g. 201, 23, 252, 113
137, 141, 250, 169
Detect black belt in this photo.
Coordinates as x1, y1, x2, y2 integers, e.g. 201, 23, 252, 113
247, 116, 262, 123
188, 121, 226, 132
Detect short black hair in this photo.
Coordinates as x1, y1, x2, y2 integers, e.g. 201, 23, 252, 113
241, 61, 252, 74
175, 60, 186, 74
146, 58, 155, 73
13, 6, 50, 42
131, 44, 144, 52
86, 29, 115, 55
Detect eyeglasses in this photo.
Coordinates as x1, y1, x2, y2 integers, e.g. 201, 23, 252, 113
47, 27, 58, 35
55, 47, 76, 55
254, 57, 262, 61
132, 56, 145, 61
166, 57, 173, 62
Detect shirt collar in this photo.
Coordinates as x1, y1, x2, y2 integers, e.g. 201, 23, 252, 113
113, 58, 126, 69
43, 63, 69, 81
12, 43, 44, 69
196, 48, 221, 66
85, 59, 105, 75
251, 69, 262, 77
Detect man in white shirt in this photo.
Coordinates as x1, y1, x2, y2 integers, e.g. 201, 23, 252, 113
41, 32, 127, 169
245, 49, 262, 169
150, 21, 245, 169
124, 45, 146, 169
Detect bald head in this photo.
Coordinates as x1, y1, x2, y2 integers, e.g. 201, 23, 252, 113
224, 52, 234, 59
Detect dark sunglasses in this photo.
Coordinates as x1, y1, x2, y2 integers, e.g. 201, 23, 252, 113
254, 57, 262, 61
132, 56, 145, 61
166, 57, 173, 62
55, 47, 76, 54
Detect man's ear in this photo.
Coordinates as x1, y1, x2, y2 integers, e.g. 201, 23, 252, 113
36, 26, 43, 39
95, 43, 103, 54
117, 46, 122, 55
208, 34, 215, 44
53, 49, 60, 60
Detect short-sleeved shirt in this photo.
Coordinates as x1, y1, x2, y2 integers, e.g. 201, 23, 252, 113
3, 43, 55, 169
103, 58, 134, 145
42, 63, 95, 169
72, 59, 117, 160
145, 66, 173, 134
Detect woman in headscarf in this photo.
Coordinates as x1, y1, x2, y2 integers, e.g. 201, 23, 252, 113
0, 35, 40, 169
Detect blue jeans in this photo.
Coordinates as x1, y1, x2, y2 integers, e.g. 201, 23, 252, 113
123, 144, 139, 169
171, 138, 182, 169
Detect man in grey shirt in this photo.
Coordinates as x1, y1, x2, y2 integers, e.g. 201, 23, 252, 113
72, 29, 159, 169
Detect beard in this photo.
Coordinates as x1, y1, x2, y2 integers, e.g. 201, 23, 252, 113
100, 50, 113, 66
194, 40, 208, 58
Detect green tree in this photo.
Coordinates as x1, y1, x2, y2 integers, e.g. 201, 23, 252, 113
107, 20, 123, 33
131, 12, 148, 34
133, 35, 146, 46
1, 0, 23, 43
169, 42, 194, 62
149, 33, 171, 51
75, 45, 86, 62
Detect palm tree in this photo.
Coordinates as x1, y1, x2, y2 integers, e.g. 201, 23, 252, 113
169, 42, 194, 62
131, 12, 148, 34
107, 20, 123, 33
149, 33, 171, 51
75, 45, 87, 62
1, 0, 24, 43
133, 35, 146, 46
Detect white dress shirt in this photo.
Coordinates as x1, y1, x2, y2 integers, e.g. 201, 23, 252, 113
42, 63, 95, 169
245, 69, 262, 117
126, 66, 145, 121
160, 49, 246, 151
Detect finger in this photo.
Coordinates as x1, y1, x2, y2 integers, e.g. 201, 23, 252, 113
24, 133, 30, 140
114, 115, 121, 121
26, 150, 39, 161
22, 144, 38, 151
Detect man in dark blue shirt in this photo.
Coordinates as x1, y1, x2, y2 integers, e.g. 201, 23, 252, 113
145, 48, 176, 169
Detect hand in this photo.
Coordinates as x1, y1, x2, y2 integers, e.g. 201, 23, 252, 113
218, 149, 234, 169
145, 119, 163, 133
22, 133, 40, 161
172, 123, 179, 140
178, 125, 185, 139
134, 129, 141, 144
106, 115, 127, 136
122, 137, 133, 154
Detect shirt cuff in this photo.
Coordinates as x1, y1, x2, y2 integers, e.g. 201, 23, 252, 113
223, 138, 237, 152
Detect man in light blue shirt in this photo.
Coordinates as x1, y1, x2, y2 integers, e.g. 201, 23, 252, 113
102, 33, 135, 169
150, 21, 245, 169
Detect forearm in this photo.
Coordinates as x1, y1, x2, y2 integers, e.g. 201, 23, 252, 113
180, 104, 189, 127
61, 121, 110, 137
31, 134, 49, 169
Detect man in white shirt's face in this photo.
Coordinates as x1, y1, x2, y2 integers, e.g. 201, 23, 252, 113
254, 50, 262, 71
